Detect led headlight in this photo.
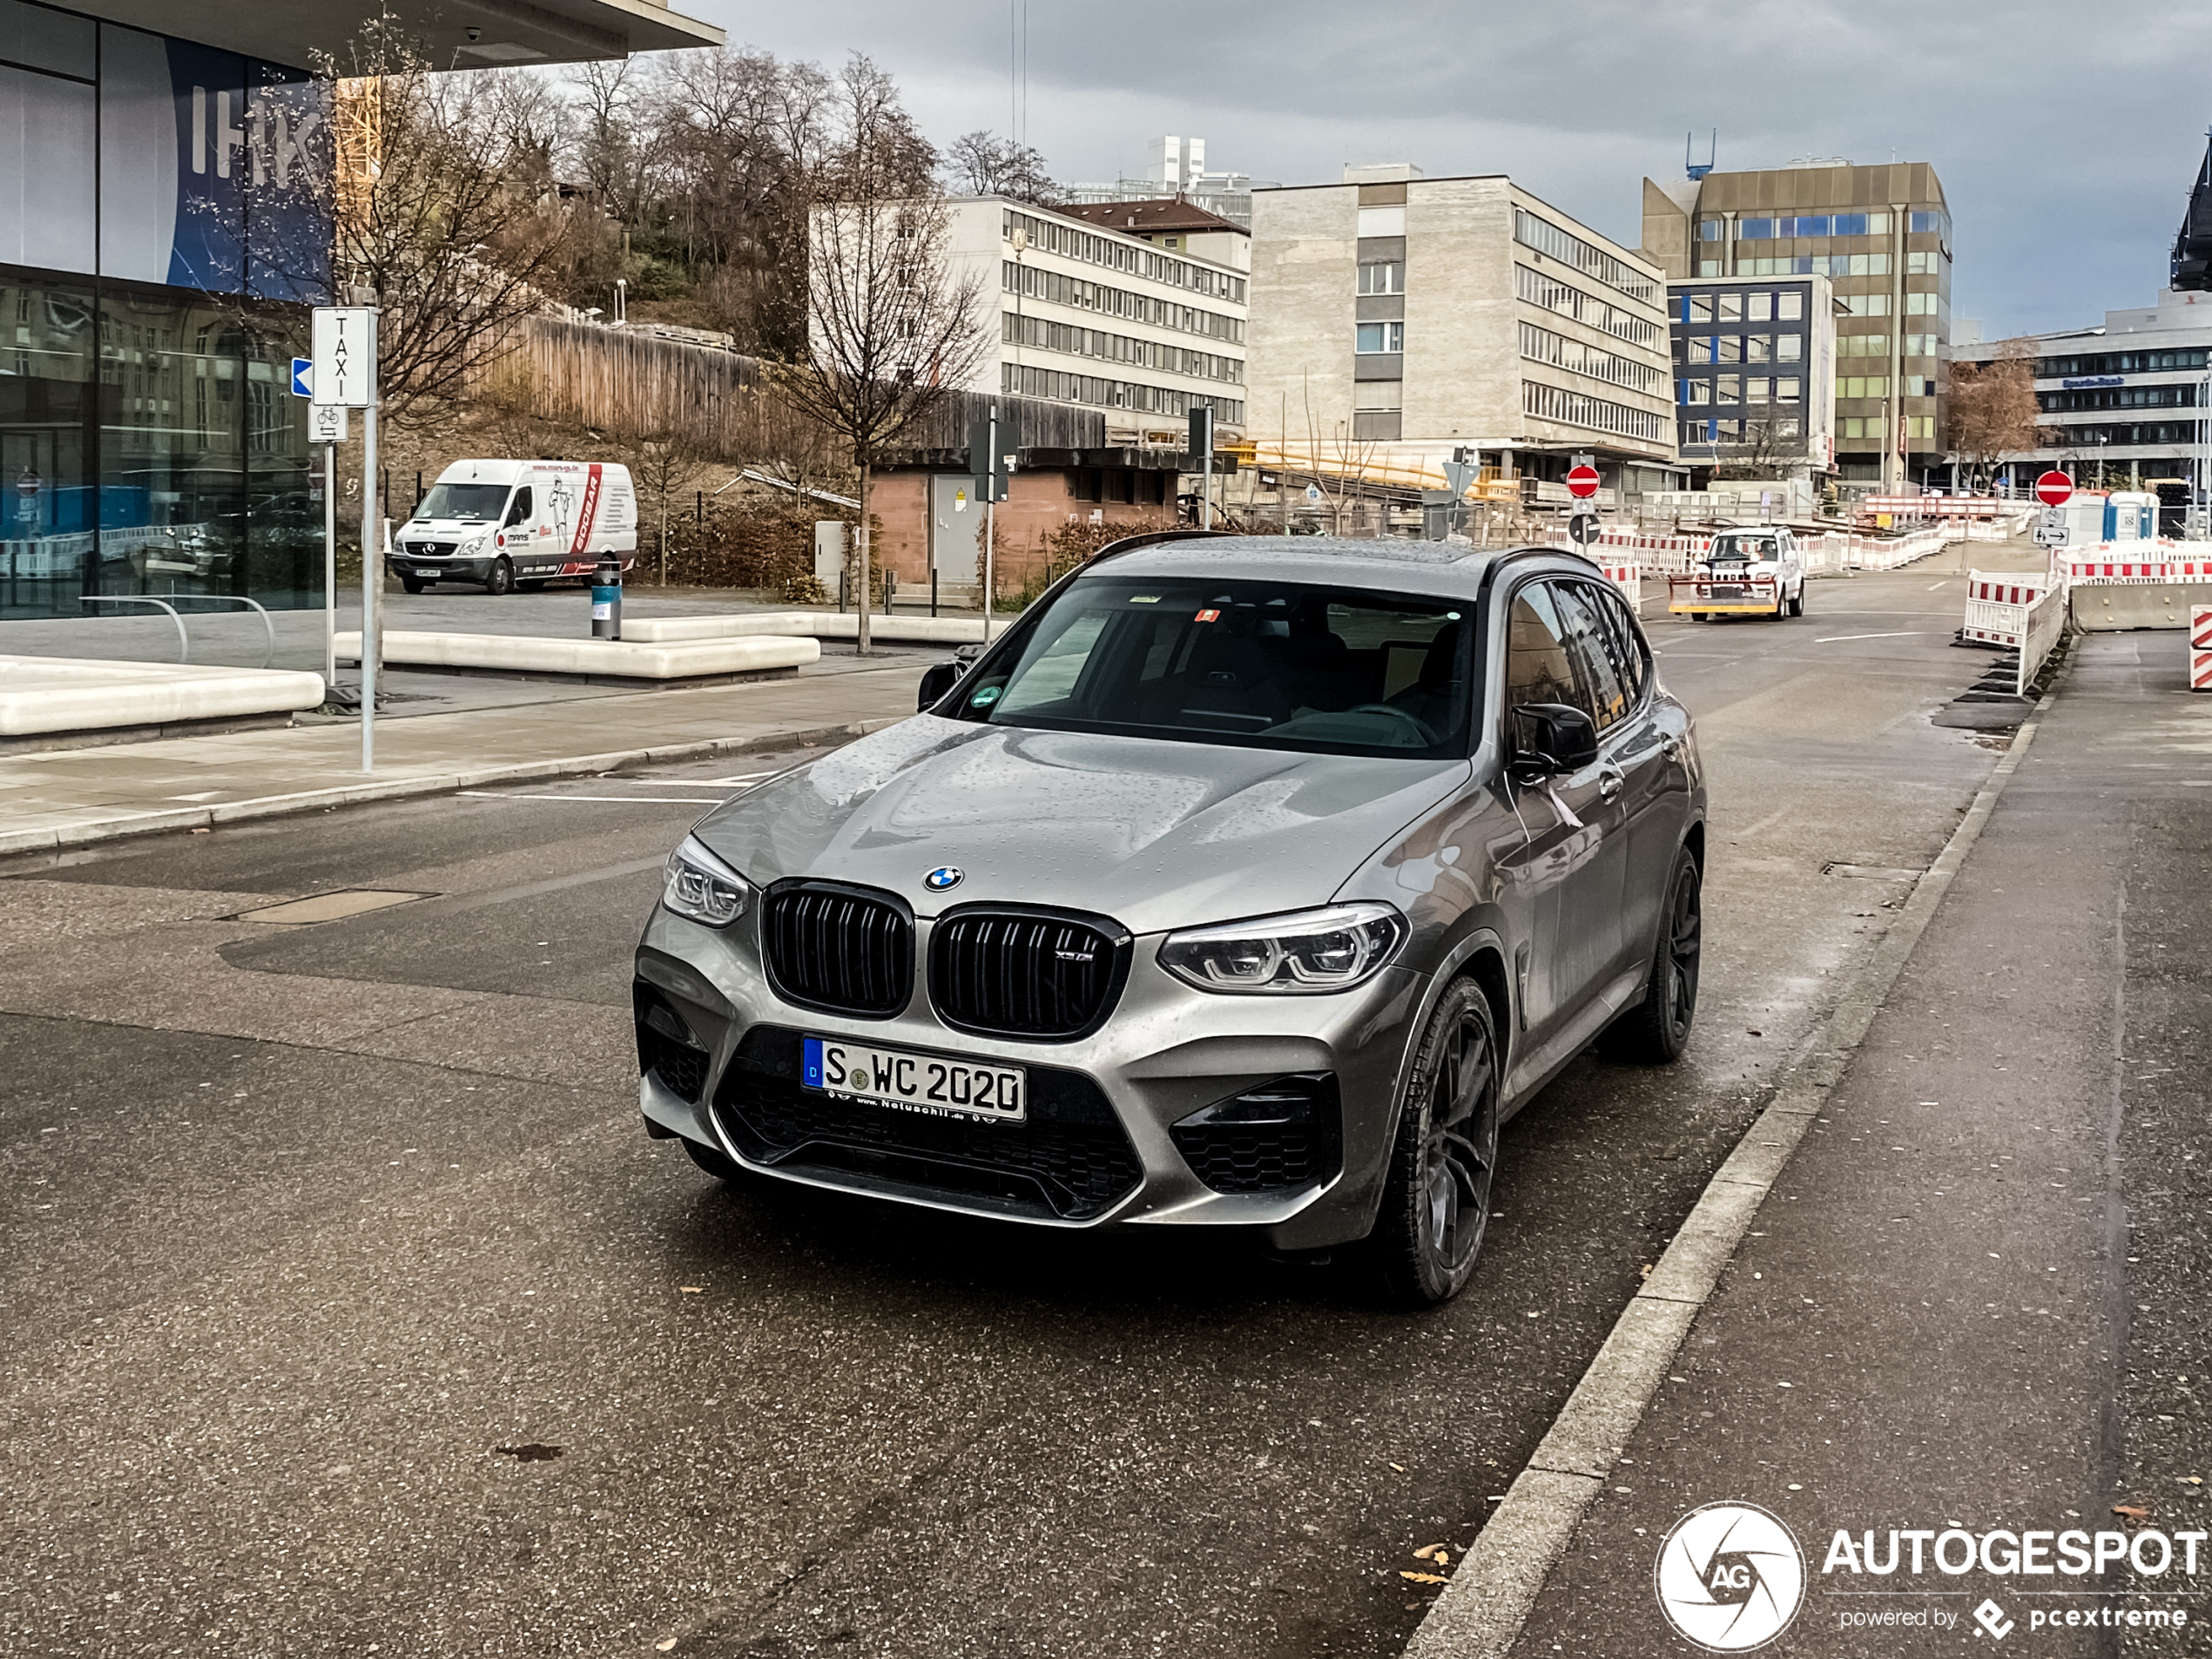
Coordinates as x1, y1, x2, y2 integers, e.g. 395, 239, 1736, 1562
661, 836, 752, 927
1159, 902, 1406, 995
458, 534, 485, 555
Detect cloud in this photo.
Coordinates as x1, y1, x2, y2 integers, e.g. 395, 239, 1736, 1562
675, 0, 2212, 336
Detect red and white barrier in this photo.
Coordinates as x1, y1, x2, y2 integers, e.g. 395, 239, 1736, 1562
1601, 563, 1641, 604
1960, 570, 2057, 647
2193, 605, 2212, 692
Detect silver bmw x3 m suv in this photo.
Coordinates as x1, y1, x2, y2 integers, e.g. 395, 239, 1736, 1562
633, 534, 1706, 1304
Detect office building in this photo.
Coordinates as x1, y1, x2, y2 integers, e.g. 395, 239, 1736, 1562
1244, 165, 1681, 496
1669, 273, 1838, 480
0, 0, 715, 622
1057, 136, 1280, 231
1951, 288, 2212, 495
1642, 161, 1950, 488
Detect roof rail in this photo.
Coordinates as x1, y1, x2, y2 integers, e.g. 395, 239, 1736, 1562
1086, 529, 1231, 567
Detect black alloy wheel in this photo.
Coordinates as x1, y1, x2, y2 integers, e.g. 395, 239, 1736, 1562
399, 576, 425, 594
485, 556, 515, 597
1600, 850, 1703, 1063
1376, 979, 1501, 1306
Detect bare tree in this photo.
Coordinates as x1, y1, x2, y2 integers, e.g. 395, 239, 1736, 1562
772, 56, 986, 652
1946, 339, 2045, 491
320, 19, 586, 427
943, 131, 1057, 204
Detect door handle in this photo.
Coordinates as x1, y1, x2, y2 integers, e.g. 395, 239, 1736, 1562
1597, 763, 1625, 799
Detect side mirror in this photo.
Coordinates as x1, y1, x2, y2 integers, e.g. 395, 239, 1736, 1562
1510, 702, 1600, 779
917, 659, 963, 712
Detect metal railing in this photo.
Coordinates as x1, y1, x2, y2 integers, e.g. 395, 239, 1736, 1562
78, 594, 276, 669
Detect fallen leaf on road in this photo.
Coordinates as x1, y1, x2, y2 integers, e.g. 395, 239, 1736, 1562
658, 1641, 678, 1653
2114, 1504, 2149, 1520
1388, 1462, 1406, 1472
679, 1286, 705, 1294
1399, 1571, 1447, 1585
1639, 1264, 1654, 1279
1413, 1544, 1447, 1561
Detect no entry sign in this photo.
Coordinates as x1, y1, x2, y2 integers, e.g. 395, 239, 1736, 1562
1567, 465, 1601, 499
2035, 470, 2074, 508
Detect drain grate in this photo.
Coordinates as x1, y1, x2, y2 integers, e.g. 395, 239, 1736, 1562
232, 890, 434, 924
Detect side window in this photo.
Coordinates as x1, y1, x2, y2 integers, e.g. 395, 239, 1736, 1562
505, 486, 532, 525
1503, 582, 1583, 719
1551, 582, 1630, 732
1590, 584, 1650, 705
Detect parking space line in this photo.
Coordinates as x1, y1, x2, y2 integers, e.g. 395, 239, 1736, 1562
456, 791, 726, 804
1404, 664, 2067, 1659
1812, 631, 1924, 643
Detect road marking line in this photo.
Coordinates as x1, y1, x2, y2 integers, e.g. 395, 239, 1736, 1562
456, 791, 726, 804
610, 774, 772, 787
1929, 579, 1950, 590
1813, 631, 1924, 643
1403, 661, 2066, 1659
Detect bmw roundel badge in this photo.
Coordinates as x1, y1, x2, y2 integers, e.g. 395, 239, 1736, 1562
924, 867, 963, 892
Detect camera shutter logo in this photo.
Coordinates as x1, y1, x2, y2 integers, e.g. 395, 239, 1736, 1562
1655, 1502, 1805, 1651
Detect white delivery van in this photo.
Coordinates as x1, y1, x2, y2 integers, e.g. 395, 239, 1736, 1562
1694, 525, 1806, 617
388, 459, 637, 596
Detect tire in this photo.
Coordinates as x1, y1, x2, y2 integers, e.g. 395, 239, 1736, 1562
399, 576, 426, 595
1791, 585, 1806, 617
485, 556, 515, 597
680, 1136, 743, 1183
1599, 850, 1703, 1064
1372, 978, 1502, 1307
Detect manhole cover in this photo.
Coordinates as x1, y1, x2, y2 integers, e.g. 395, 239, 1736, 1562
232, 890, 433, 924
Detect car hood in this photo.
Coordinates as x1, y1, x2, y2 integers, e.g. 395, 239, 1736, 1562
691, 717, 1472, 936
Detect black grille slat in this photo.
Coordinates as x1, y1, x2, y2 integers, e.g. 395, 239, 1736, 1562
761, 883, 913, 1019
928, 908, 1128, 1040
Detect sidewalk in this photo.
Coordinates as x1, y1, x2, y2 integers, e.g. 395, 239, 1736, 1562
0, 658, 925, 857
1469, 630, 2212, 1656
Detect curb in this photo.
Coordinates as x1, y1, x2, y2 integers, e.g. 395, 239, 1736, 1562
0, 718, 900, 860
1402, 667, 2067, 1659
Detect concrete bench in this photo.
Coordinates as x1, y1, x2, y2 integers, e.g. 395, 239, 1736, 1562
0, 655, 326, 743
620, 612, 1014, 645
334, 630, 819, 685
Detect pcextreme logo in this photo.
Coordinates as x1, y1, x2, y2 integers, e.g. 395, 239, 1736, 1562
1656, 1502, 1808, 1651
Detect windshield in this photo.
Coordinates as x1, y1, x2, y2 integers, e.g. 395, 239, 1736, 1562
1709, 533, 1779, 562
949, 575, 1477, 758
415, 482, 509, 522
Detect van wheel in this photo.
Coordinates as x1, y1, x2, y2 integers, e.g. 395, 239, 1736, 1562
1791, 587, 1806, 617
1372, 978, 1501, 1307
1599, 851, 1703, 1064
485, 556, 514, 597
399, 576, 426, 595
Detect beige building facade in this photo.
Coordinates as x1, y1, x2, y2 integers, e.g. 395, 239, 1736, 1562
1642, 162, 1951, 488
1245, 170, 1681, 493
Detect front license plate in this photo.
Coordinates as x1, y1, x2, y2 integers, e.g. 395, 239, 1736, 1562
802, 1036, 1025, 1123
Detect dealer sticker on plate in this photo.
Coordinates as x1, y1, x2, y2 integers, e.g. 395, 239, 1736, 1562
802, 1036, 1026, 1123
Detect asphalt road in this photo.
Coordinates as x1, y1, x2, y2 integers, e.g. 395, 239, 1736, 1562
0, 560, 2021, 1658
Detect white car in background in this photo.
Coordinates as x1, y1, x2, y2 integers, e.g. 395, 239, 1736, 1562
1696, 527, 1805, 617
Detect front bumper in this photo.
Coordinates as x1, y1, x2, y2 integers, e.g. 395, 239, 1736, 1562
633, 902, 1425, 1250
387, 553, 493, 583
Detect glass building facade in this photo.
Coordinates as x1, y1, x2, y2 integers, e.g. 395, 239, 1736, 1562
1642, 163, 1950, 486
0, 0, 327, 620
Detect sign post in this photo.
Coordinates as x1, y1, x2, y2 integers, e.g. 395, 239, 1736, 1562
969, 404, 1012, 632
1189, 405, 1215, 530
293, 361, 350, 691
314, 307, 377, 771
1567, 456, 1600, 547
2033, 472, 2074, 550
2034, 470, 2074, 508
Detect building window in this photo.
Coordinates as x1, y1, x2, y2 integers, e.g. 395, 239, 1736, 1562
1746, 293, 1772, 323
1354, 320, 1404, 354
1745, 335, 1772, 362
1689, 294, 1713, 323
1777, 291, 1804, 321
1717, 420, 1742, 439
1352, 411, 1402, 441
1906, 250, 1941, 275
1841, 293, 1893, 317
1686, 336, 1714, 364
1685, 379, 1711, 405
1842, 334, 1892, 357
1903, 334, 1940, 357
1697, 260, 1720, 277
1904, 291, 1939, 315
1512, 207, 1658, 303
1716, 374, 1742, 404
1905, 415, 1935, 439
1904, 375, 1939, 397
1522, 380, 1667, 442
1357, 260, 1404, 295
1520, 320, 1663, 393
1717, 293, 1743, 322
1716, 335, 1742, 363
1353, 380, 1402, 411
1745, 376, 1770, 403
1840, 415, 1887, 442
1776, 335, 1803, 362
1776, 416, 1802, 439
1909, 210, 1950, 238
1697, 219, 1723, 242
1838, 376, 1891, 399
1777, 376, 1803, 402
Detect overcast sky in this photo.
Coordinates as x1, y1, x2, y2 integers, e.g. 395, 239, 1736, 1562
680, 0, 2212, 341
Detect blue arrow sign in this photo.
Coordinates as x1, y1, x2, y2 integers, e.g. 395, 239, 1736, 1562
291, 357, 313, 398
